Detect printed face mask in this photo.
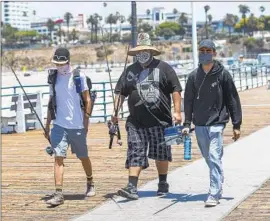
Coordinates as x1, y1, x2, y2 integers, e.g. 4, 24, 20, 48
57, 64, 70, 75
199, 53, 213, 65
136, 51, 152, 64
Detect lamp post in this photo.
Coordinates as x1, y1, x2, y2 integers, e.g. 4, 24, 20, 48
191, 2, 198, 69
131, 1, 137, 62
131, 1, 137, 48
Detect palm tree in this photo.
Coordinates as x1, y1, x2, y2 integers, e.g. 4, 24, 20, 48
208, 14, 213, 24
178, 13, 188, 38
93, 13, 102, 43
204, 5, 210, 39
118, 15, 126, 41
224, 14, 238, 38
238, 4, 250, 36
259, 6, 265, 14
106, 13, 118, 42
87, 15, 95, 43
247, 13, 258, 36
64, 12, 73, 41
71, 29, 77, 42
259, 6, 266, 39
46, 19, 55, 42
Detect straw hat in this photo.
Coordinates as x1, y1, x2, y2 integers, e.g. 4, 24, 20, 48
128, 33, 161, 56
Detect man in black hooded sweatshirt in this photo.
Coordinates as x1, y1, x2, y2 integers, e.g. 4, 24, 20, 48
182, 39, 242, 207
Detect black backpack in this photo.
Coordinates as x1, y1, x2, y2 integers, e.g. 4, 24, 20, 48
47, 68, 96, 120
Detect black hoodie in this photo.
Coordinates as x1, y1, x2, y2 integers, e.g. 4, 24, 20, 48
183, 60, 242, 130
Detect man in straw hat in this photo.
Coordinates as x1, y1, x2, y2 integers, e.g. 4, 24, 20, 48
111, 33, 183, 200
44, 47, 96, 206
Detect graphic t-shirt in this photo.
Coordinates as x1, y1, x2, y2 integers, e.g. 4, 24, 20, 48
114, 58, 182, 128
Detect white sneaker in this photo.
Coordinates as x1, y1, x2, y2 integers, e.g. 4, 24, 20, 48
205, 195, 219, 207
86, 183, 96, 197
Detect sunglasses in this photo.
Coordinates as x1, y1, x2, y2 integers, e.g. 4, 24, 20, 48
53, 55, 68, 61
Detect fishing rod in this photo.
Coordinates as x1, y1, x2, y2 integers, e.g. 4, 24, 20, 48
8, 64, 51, 144
108, 44, 130, 149
100, 27, 129, 148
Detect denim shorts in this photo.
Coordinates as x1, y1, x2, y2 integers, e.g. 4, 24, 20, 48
50, 124, 88, 158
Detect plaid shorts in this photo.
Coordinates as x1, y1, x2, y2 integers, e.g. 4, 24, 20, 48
125, 122, 172, 169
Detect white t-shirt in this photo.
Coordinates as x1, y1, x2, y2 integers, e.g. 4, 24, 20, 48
49, 70, 88, 129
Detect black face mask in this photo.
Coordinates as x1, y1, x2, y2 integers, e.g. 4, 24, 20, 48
199, 53, 213, 65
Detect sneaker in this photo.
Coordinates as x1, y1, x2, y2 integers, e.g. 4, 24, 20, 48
86, 183, 96, 197
46, 192, 64, 206
205, 195, 219, 207
157, 181, 169, 196
117, 183, 139, 200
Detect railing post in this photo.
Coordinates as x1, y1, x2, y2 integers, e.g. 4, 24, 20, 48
16, 93, 26, 133
261, 66, 263, 86
251, 68, 254, 88
13, 86, 16, 95
102, 82, 107, 122
256, 65, 259, 87
245, 67, 248, 90
239, 68, 242, 91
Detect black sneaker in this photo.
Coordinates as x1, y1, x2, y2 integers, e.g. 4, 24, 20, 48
157, 181, 169, 196
117, 183, 139, 200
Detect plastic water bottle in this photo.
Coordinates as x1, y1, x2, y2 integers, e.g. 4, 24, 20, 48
184, 135, 192, 160
74, 76, 81, 93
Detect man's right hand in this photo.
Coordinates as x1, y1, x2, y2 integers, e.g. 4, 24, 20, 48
182, 128, 190, 135
44, 125, 50, 141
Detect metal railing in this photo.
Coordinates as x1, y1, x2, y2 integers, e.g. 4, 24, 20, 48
1, 65, 269, 122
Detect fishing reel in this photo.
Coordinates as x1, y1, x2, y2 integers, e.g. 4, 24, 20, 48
107, 120, 117, 136
45, 146, 54, 156
107, 120, 122, 148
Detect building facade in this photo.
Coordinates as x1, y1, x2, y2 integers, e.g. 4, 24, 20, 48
2, 1, 31, 30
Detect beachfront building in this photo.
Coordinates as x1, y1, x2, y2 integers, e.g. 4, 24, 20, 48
30, 14, 90, 44
30, 17, 61, 44
1, 1, 31, 30
100, 7, 231, 40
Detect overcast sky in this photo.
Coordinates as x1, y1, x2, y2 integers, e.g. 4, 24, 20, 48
30, 1, 270, 22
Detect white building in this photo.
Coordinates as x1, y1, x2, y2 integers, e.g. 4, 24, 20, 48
2, 1, 31, 30
137, 7, 192, 29
30, 17, 61, 43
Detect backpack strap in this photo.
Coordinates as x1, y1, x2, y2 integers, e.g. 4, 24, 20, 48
47, 69, 58, 119
73, 68, 85, 108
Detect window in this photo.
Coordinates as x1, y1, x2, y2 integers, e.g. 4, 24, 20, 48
4, 9, 9, 12
4, 14, 9, 17
155, 12, 160, 21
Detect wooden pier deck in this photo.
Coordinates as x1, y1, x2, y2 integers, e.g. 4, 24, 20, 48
2, 86, 270, 221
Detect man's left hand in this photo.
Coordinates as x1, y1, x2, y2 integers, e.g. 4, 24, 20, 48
173, 112, 182, 124
232, 129, 241, 141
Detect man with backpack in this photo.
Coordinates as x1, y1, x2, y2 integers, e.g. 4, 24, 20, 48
182, 39, 242, 207
44, 47, 95, 206
111, 33, 183, 200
